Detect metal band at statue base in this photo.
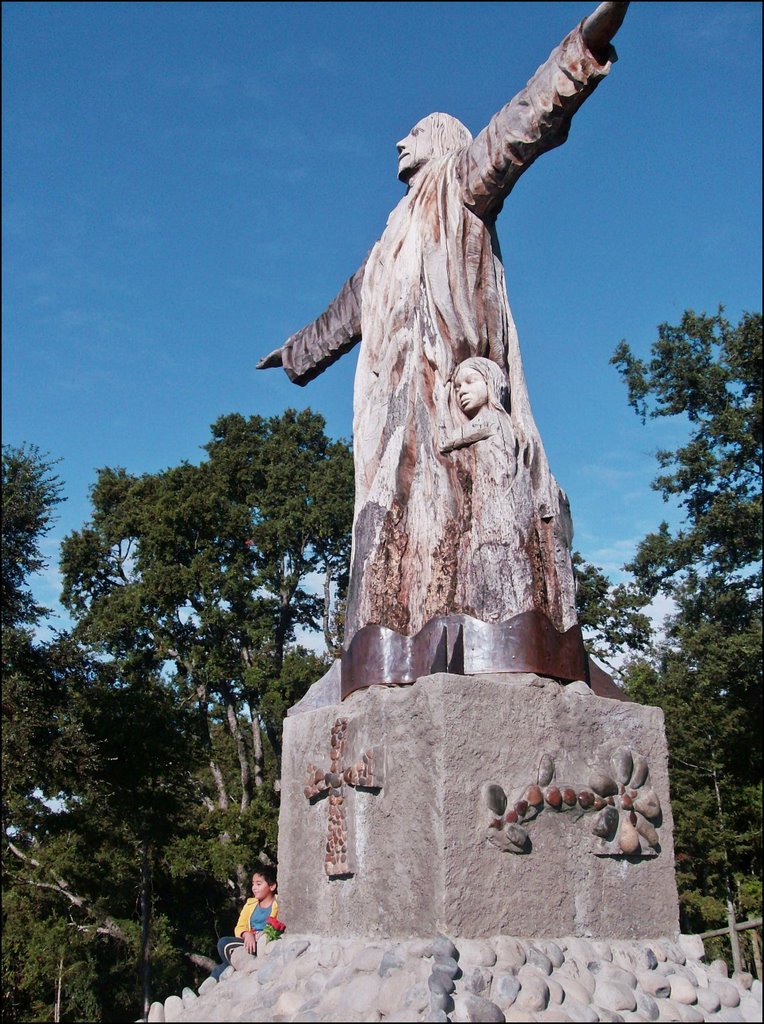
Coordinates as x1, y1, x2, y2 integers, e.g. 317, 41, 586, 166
341, 610, 604, 700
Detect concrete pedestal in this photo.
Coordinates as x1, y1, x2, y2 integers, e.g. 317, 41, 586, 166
277, 673, 680, 940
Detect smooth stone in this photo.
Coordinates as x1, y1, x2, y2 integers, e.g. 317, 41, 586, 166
592, 806, 619, 839
538, 754, 555, 786
426, 935, 459, 962
545, 786, 562, 809
404, 981, 430, 1012
147, 1003, 165, 1023
739, 993, 763, 1020
593, 981, 637, 1012
675, 1003, 704, 1022
669, 974, 698, 1004
629, 754, 649, 788
350, 945, 385, 972
713, 1009, 745, 1023
611, 746, 634, 784
526, 784, 544, 806
677, 935, 706, 962
653, 998, 683, 1021
505, 1011, 538, 1022
283, 938, 311, 961
562, 938, 599, 964
493, 973, 521, 1008
733, 971, 754, 991
180, 986, 197, 1006
494, 936, 526, 971
634, 990, 659, 1021
431, 966, 457, 993
272, 990, 304, 1017
318, 943, 341, 968
538, 941, 565, 968
558, 975, 593, 1005
558, 959, 597, 995
378, 970, 418, 1016
618, 819, 641, 855
590, 962, 637, 989
197, 977, 217, 996
714, 978, 742, 1007
453, 993, 506, 1022
463, 965, 493, 996
709, 958, 729, 977
696, 987, 722, 1013
516, 968, 549, 1012
526, 947, 553, 975
637, 971, 670, 999
429, 983, 453, 1014
505, 823, 529, 849
589, 772, 618, 797
425, 1012, 449, 1023
593, 1009, 625, 1023
564, 999, 599, 1022
230, 946, 259, 975
612, 945, 658, 973
432, 955, 460, 979
750, 979, 762, 1001
429, 974, 455, 997
483, 782, 508, 816
219, 965, 234, 980
536, 1012, 572, 1022
163, 996, 184, 1023
379, 949, 406, 977
626, 786, 659, 819
546, 976, 564, 1005
458, 939, 497, 967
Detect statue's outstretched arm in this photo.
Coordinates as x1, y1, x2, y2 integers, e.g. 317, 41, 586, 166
458, 2, 629, 221
256, 256, 367, 386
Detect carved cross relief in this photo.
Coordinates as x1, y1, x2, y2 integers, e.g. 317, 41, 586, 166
304, 716, 385, 877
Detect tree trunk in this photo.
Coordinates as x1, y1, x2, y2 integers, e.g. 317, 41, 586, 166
54, 956, 63, 1023
323, 565, 332, 651
140, 839, 152, 1022
249, 706, 264, 788
222, 684, 252, 811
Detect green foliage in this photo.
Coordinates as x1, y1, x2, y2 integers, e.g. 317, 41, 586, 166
572, 552, 652, 674
613, 309, 762, 949
3, 413, 353, 1020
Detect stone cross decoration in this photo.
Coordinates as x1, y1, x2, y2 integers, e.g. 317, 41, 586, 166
304, 717, 385, 877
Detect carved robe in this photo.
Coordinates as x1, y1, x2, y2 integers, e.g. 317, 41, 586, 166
278, 26, 613, 647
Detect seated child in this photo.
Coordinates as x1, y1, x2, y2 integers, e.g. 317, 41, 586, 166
210, 864, 280, 980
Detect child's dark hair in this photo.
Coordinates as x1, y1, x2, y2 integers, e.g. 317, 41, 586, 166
252, 863, 277, 889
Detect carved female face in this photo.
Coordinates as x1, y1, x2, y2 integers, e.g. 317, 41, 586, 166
454, 365, 489, 419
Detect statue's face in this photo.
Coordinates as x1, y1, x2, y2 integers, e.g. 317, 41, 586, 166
454, 365, 489, 419
396, 118, 435, 182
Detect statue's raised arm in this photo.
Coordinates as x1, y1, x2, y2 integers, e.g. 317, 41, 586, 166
457, 1, 629, 221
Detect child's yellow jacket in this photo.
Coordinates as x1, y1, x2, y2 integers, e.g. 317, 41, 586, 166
234, 897, 280, 938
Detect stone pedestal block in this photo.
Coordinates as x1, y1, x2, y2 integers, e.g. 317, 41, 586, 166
277, 673, 680, 940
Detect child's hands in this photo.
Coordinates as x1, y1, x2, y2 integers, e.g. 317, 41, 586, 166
243, 931, 257, 955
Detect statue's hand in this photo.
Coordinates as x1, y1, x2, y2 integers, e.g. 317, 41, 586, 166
256, 347, 284, 370
582, 2, 629, 60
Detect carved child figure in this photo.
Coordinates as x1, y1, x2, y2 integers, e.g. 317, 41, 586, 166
441, 356, 518, 460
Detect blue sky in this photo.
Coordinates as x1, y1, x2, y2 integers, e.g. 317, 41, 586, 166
3, 2, 762, 643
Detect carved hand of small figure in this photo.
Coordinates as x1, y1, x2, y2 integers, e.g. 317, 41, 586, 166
256, 347, 284, 370
582, 2, 629, 61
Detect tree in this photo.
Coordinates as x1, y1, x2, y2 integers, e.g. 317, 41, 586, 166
58, 410, 353, 939
612, 309, 762, 954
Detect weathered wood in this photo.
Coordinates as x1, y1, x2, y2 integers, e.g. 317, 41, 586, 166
259, 9, 626, 673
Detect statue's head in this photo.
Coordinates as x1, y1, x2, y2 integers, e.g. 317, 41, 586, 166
453, 357, 510, 419
396, 112, 473, 183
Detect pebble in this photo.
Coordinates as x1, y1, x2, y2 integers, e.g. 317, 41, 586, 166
668, 974, 697, 1004
431, 965, 457, 993
696, 987, 722, 1014
426, 935, 460, 962
432, 954, 460, 979
453, 992, 506, 1022
538, 940, 565, 968
714, 978, 742, 1007
163, 995, 184, 1022
494, 936, 526, 970
589, 772, 619, 797
526, 946, 553, 975
458, 938, 497, 967
558, 974, 593, 1005
483, 782, 508, 816
594, 1008, 625, 1022
349, 946, 385, 972
634, 989, 659, 1020
379, 948, 406, 977
733, 971, 754, 991
611, 747, 634, 784
197, 977, 217, 996
709, 957, 729, 977
594, 981, 637, 1012
637, 971, 670, 999
492, 973, 521, 1008
516, 969, 549, 1012
147, 1003, 165, 1022
629, 754, 649, 788
462, 965, 492, 996
546, 976, 564, 1005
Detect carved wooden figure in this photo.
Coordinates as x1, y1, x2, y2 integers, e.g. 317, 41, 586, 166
258, 4, 631, 693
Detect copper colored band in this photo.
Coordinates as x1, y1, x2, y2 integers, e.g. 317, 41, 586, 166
341, 610, 594, 700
